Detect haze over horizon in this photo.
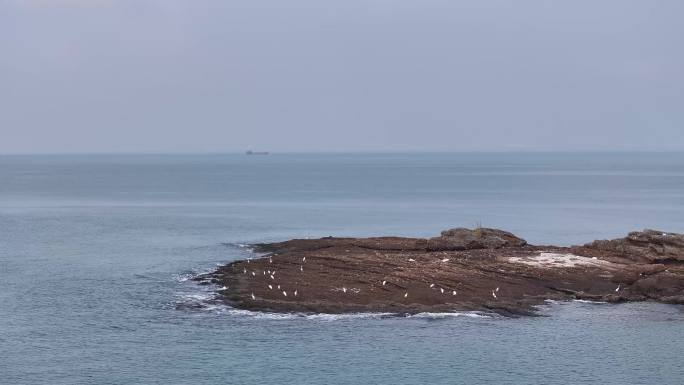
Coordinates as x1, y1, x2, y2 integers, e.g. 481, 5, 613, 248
2, 0, 683, 154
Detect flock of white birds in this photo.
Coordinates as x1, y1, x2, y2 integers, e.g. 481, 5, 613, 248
239, 255, 502, 304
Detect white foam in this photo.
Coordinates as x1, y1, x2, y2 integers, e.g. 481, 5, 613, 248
226, 310, 490, 321
572, 299, 607, 304
174, 273, 194, 282
179, 293, 215, 302
197, 307, 395, 320
406, 312, 491, 319
174, 296, 490, 321
173, 266, 218, 283
303, 312, 395, 321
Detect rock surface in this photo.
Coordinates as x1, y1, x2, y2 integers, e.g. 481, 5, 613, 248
579, 229, 684, 264
195, 228, 684, 316
427, 227, 527, 251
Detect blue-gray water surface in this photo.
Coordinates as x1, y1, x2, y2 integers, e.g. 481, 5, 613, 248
1, 152, 683, 384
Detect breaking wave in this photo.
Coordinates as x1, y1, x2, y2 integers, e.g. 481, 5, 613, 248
173, 291, 493, 321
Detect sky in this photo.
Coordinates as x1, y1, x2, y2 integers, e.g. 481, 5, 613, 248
1, 0, 682, 153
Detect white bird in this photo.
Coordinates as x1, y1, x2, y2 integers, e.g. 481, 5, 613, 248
269, 258, 273, 263
251, 293, 255, 300
277, 285, 281, 289
220, 286, 227, 290
615, 284, 621, 292
282, 291, 287, 297
429, 283, 435, 288
662, 232, 667, 236
441, 258, 450, 262
268, 284, 273, 290
251, 271, 255, 276
492, 291, 497, 299
263, 271, 266, 275
302, 257, 306, 263
243, 268, 247, 274
440, 288, 444, 294
404, 292, 408, 298
452, 290, 457, 296
495, 287, 500, 292
342, 287, 347, 293
267, 270, 271, 274
382, 280, 387, 286
272, 271, 276, 275
300, 265, 303, 272
408, 258, 416, 262
270, 275, 274, 280
294, 290, 298, 297
247, 259, 251, 263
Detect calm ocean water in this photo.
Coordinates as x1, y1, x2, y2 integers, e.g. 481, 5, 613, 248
1, 152, 683, 385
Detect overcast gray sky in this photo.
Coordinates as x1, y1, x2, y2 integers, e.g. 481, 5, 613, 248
1, 0, 682, 153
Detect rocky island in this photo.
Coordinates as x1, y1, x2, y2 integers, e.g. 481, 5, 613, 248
195, 228, 684, 316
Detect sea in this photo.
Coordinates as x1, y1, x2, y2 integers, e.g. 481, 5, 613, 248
1, 152, 683, 385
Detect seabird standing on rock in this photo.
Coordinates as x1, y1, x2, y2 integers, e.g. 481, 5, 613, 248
251, 293, 255, 300
382, 280, 386, 286
269, 258, 273, 263
442, 258, 450, 262
268, 284, 272, 290
243, 267, 247, 274
282, 291, 287, 297
342, 287, 347, 293
452, 290, 457, 296
440, 288, 444, 294
615, 284, 621, 292
294, 290, 298, 297
270, 275, 274, 280
300, 265, 303, 272
430, 283, 435, 288
496, 287, 500, 292
251, 271, 255, 276
492, 291, 497, 299
302, 257, 306, 263
404, 292, 408, 298
277, 285, 281, 290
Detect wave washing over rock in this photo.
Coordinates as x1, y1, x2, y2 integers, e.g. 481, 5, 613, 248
194, 228, 684, 317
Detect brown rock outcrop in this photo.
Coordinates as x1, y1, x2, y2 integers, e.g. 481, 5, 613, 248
427, 227, 527, 251
195, 228, 684, 317
579, 229, 684, 264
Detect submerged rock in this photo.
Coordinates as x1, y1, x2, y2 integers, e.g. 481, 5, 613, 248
199, 228, 684, 317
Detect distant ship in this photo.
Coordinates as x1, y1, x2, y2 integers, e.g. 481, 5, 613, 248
245, 150, 269, 155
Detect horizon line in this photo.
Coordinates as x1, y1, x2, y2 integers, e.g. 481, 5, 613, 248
1, 149, 683, 156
